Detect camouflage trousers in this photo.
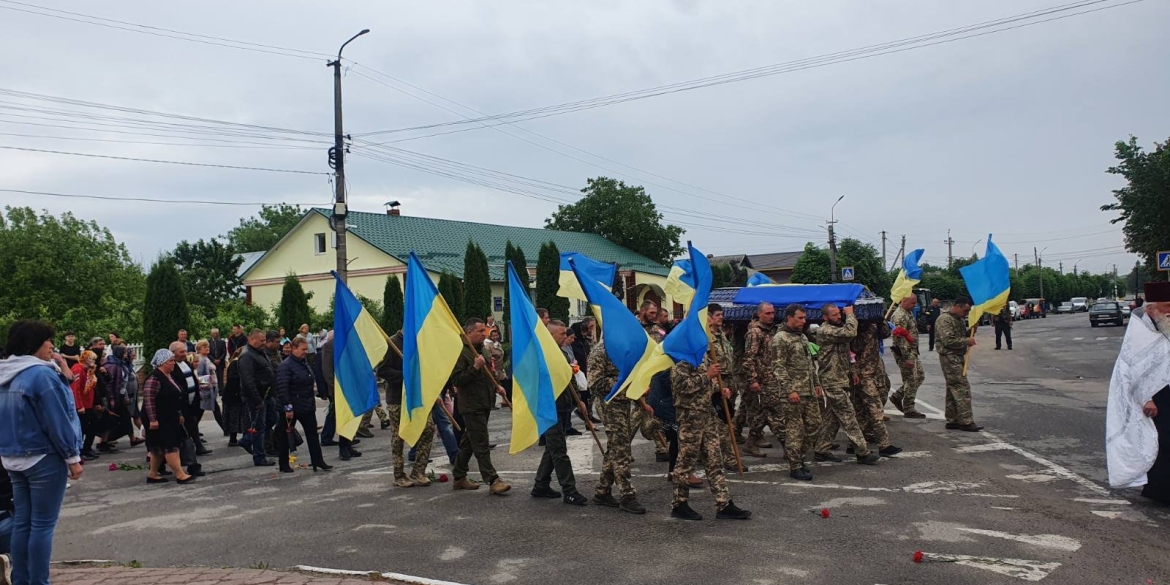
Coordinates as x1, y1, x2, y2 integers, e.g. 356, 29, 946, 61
632, 406, 668, 455
747, 388, 786, 440
595, 397, 637, 499
386, 403, 435, 481
361, 401, 390, 428
782, 398, 822, 471
716, 393, 738, 465
672, 407, 730, 510
940, 354, 974, 425
816, 387, 871, 457
891, 354, 925, 413
853, 379, 890, 449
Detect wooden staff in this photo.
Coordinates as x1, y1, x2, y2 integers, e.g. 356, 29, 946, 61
459, 332, 512, 409
707, 348, 744, 475
961, 323, 978, 376
385, 337, 461, 432
564, 378, 606, 456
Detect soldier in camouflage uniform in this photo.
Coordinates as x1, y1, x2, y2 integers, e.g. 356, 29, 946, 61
851, 320, 901, 455
814, 304, 880, 465
668, 358, 752, 521
742, 302, 785, 457
378, 331, 435, 488
889, 295, 927, 418
708, 306, 746, 472
589, 340, 648, 514
635, 301, 670, 460
771, 304, 823, 480
936, 297, 983, 432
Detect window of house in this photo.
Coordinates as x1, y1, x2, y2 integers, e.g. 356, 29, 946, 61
493, 297, 503, 312
314, 233, 326, 255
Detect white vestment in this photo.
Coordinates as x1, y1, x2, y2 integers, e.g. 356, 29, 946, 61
1106, 307, 1170, 488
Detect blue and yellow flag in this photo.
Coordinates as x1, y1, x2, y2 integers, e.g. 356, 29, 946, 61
508, 262, 572, 454
959, 235, 1012, 329
558, 252, 617, 323
664, 259, 697, 306
746, 271, 774, 287
620, 242, 713, 400
400, 252, 465, 445
331, 272, 390, 441
889, 248, 925, 305
567, 254, 655, 401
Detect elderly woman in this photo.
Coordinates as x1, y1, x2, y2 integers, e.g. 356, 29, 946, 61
141, 349, 195, 485
275, 336, 330, 472
71, 350, 103, 460
0, 320, 84, 585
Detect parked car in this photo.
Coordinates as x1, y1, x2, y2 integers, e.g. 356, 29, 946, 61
1055, 301, 1074, 314
1009, 300, 1021, 319
1089, 301, 1126, 327
1071, 297, 1090, 313
1121, 304, 1132, 319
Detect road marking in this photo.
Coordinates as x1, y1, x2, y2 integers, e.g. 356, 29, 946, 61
1049, 337, 1061, 341
1072, 337, 1084, 341
955, 442, 1011, 453
955, 527, 1081, 551
566, 435, 595, 475
892, 450, 933, 458
1072, 498, 1130, 505
1006, 473, 1060, 483
296, 565, 472, 585
918, 553, 1061, 581
1091, 510, 1124, 519
1095, 337, 1109, 341
916, 400, 1110, 496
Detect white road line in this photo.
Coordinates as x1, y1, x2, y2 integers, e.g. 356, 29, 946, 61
1072, 498, 1130, 505
919, 553, 1061, 581
916, 399, 1110, 496
1095, 337, 1109, 341
566, 435, 595, 475
955, 527, 1081, 551
1091, 510, 1125, 519
296, 565, 472, 585
1072, 337, 1084, 341
955, 442, 1011, 453
1049, 337, 1062, 341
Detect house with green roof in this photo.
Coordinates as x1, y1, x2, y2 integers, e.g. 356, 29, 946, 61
240, 206, 673, 321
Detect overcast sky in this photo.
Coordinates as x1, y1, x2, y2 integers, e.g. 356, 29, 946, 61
1, 0, 1165, 276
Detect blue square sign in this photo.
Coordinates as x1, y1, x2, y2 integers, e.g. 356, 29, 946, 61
841, 267, 855, 281
1158, 251, 1170, 272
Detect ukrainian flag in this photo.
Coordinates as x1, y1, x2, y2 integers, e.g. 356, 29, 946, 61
959, 235, 1012, 329
746, 272, 774, 287
558, 252, 617, 323
400, 252, 465, 445
566, 254, 655, 401
508, 262, 572, 454
889, 248, 926, 305
664, 259, 696, 306
331, 271, 390, 441
620, 242, 713, 399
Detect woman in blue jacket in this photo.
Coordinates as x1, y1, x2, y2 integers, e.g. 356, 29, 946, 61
0, 320, 83, 585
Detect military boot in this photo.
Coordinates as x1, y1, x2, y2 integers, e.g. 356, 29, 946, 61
393, 477, 415, 488
489, 479, 512, 495
670, 501, 702, 521
856, 452, 880, 465
619, 497, 647, 515
889, 392, 905, 413
593, 492, 620, 508
741, 442, 766, 458
452, 478, 480, 491
716, 500, 752, 520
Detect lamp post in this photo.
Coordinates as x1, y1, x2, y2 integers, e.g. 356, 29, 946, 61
827, 195, 844, 283
328, 28, 370, 284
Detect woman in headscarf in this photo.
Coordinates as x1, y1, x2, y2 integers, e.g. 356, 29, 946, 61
70, 350, 102, 460
102, 345, 142, 448
220, 347, 250, 447
141, 349, 195, 485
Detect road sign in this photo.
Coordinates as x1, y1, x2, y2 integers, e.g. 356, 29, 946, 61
841, 267, 855, 281
1158, 251, 1170, 272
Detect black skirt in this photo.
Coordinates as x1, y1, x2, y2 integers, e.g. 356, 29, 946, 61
1141, 386, 1170, 503
145, 376, 186, 454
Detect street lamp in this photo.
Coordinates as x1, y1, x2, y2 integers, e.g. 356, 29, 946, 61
830, 195, 845, 224
828, 195, 844, 282
328, 28, 370, 284
971, 238, 982, 257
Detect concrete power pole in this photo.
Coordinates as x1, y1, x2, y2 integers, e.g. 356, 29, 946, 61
327, 29, 369, 285
1059, 261, 1063, 275
1014, 253, 1019, 275
1035, 247, 1044, 300
881, 230, 888, 268
828, 196, 844, 283
945, 230, 955, 269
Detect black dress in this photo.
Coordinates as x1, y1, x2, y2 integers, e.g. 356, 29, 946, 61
1142, 386, 1170, 503
143, 371, 186, 455
220, 360, 250, 434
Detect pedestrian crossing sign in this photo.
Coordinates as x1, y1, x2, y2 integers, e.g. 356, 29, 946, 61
841, 266, 855, 281
1158, 251, 1170, 271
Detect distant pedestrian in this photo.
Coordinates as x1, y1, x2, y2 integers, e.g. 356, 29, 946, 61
177, 329, 195, 354
926, 298, 942, 352
220, 348, 249, 447
994, 304, 1014, 350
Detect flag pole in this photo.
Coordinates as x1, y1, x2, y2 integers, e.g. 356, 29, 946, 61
564, 381, 606, 456
962, 324, 978, 376
708, 348, 744, 475
385, 338, 461, 432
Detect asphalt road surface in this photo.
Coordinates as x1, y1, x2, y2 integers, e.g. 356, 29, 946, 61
52, 313, 1169, 584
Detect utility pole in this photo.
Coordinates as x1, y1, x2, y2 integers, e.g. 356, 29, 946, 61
889, 235, 906, 272
827, 195, 844, 283
1059, 261, 1063, 275
944, 230, 955, 269
327, 29, 370, 284
1014, 253, 1019, 275
1113, 264, 1119, 299
881, 230, 888, 268
1035, 247, 1045, 300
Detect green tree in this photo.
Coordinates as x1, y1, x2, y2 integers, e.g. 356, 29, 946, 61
277, 275, 312, 335
788, 239, 888, 296
1101, 136, 1170, 281
536, 241, 570, 322
143, 260, 189, 356
169, 238, 243, 319
195, 300, 271, 339
503, 240, 530, 340
438, 272, 465, 323
463, 241, 492, 322
546, 177, 683, 265
790, 243, 831, 284
225, 203, 304, 253
711, 263, 732, 288
0, 207, 146, 344
382, 274, 404, 334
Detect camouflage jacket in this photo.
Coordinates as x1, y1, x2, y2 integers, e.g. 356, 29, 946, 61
772, 325, 819, 397
710, 329, 738, 384
852, 320, 890, 379
642, 321, 666, 343
670, 359, 716, 413
891, 307, 919, 358
742, 319, 778, 389
816, 314, 858, 389
935, 311, 970, 357
587, 340, 627, 403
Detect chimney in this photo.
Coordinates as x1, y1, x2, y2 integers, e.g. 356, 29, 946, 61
385, 200, 401, 216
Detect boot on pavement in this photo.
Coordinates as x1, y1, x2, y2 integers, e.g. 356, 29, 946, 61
593, 492, 620, 508
904, 411, 926, 419
716, 500, 752, 520
889, 393, 905, 413
956, 423, 984, 432
879, 445, 903, 457
489, 479, 512, 495
411, 472, 432, 487
856, 452, 880, 465
753, 436, 773, 449
789, 467, 813, 481
393, 477, 415, 488
814, 451, 842, 463
671, 501, 702, 521
742, 442, 766, 458
453, 478, 480, 491
619, 497, 646, 515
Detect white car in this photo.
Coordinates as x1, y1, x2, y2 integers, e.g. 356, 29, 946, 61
1009, 300, 1020, 319
1070, 297, 1089, 313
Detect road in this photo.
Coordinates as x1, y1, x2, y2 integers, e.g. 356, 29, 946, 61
51, 313, 1169, 584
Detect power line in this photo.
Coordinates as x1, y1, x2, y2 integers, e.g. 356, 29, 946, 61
0, 145, 327, 175
0, 187, 324, 207
0, 131, 323, 150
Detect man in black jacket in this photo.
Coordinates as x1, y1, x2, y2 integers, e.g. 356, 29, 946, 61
274, 337, 329, 472
238, 329, 277, 467
380, 330, 434, 488
531, 321, 588, 506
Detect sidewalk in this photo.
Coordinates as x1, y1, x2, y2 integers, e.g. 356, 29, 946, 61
51, 566, 417, 585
